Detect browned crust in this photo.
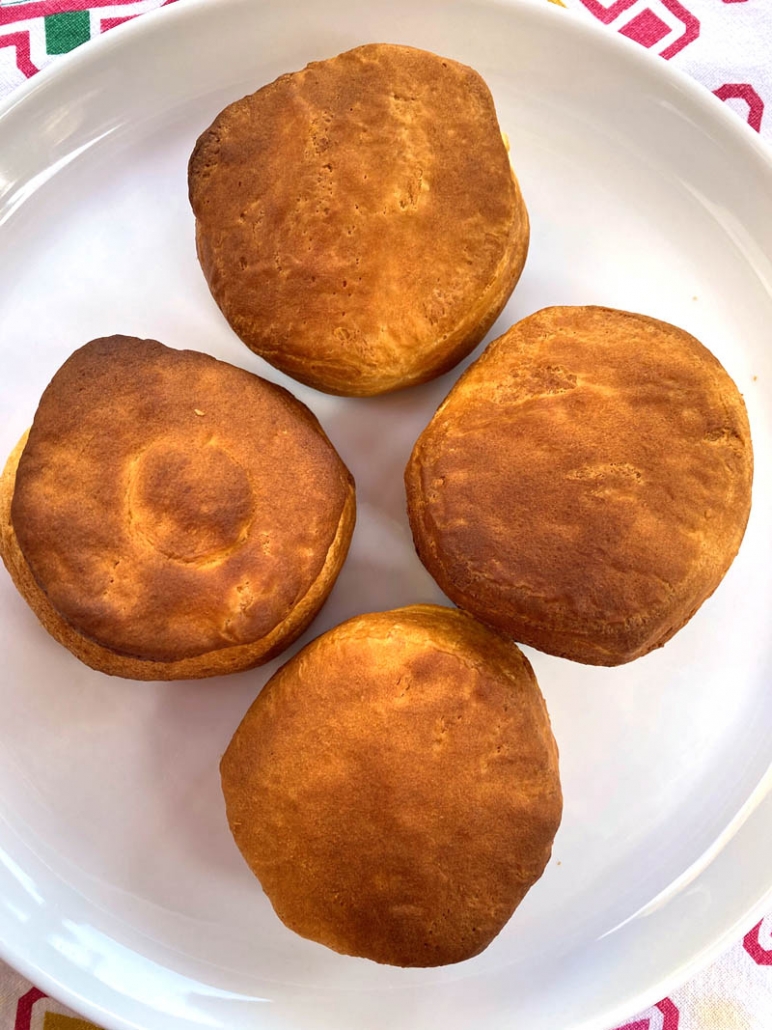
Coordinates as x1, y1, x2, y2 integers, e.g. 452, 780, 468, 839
405, 306, 753, 666
1, 337, 356, 679
189, 43, 529, 396
221, 604, 562, 966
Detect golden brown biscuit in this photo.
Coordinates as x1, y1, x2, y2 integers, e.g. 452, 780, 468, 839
0, 337, 355, 679
221, 604, 562, 967
405, 306, 753, 666
188, 43, 529, 396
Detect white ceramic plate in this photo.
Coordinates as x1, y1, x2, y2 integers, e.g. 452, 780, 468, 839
1, 1, 771, 1028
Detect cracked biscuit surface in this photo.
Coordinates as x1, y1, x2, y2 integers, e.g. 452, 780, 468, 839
0, 336, 355, 679
405, 306, 753, 666
221, 605, 562, 966
188, 43, 529, 396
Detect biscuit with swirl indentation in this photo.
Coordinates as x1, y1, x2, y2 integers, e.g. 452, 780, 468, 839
221, 604, 562, 966
405, 306, 753, 666
0, 336, 355, 679
188, 43, 529, 396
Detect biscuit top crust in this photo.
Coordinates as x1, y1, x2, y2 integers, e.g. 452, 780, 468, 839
406, 306, 753, 664
12, 337, 353, 662
189, 43, 525, 394
221, 604, 562, 966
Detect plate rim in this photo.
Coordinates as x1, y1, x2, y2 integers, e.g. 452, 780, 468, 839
0, 1, 771, 1028
0, 0, 770, 165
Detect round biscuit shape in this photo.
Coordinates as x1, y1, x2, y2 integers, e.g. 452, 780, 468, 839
2, 336, 355, 678
221, 604, 562, 967
188, 43, 529, 396
405, 306, 753, 666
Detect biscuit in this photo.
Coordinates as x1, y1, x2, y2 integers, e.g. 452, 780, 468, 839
189, 43, 529, 396
0, 336, 355, 679
405, 306, 753, 666
221, 604, 562, 966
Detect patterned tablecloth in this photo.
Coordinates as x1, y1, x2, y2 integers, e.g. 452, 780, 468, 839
0, 1, 770, 1028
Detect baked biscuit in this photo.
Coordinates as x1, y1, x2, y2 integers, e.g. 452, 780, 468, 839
189, 43, 529, 396
0, 337, 355, 679
406, 306, 753, 666
221, 604, 562, 967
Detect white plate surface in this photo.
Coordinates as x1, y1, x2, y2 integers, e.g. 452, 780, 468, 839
1, 1, 771, 1028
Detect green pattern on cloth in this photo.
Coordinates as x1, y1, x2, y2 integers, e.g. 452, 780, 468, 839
44, 11, 90, 54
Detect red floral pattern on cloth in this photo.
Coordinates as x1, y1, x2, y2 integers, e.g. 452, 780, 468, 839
0, 0, 178, 89
570, 0, 769, 138
575, 0, 699, 58
0, 2, 770, 1029
616, 998, 680, 1030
